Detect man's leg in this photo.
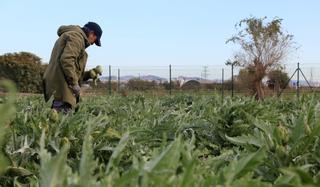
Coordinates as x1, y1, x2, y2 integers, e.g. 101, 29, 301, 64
52, 100, 72, 114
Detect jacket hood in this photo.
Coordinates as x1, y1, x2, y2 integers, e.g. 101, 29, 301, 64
57, 25, 90, 46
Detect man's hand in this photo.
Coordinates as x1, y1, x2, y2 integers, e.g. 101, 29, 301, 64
70, 84, 81, 97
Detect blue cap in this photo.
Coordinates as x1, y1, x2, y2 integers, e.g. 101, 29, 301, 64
84, 22, 102, 46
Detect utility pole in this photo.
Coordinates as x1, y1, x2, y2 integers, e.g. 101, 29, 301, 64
226, 60, 238, 98
169, 64, 172, 95
117, 68, 120, 92
297, 63, 300, 98
231, 63, 234, 98
202, 66, 209, 81
221, 68, 224, 102
310, 68, 313, 87
108, 65, 112, 95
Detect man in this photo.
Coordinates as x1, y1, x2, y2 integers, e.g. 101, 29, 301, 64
43, 22, 103, 113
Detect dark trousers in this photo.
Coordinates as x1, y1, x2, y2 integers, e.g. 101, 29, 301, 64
52, 100, 72, 114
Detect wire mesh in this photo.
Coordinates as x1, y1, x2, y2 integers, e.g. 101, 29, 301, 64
84, 63, 320, 97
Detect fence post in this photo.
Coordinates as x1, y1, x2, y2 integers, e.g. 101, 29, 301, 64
169, 64, 172, 95
117, 68, 120, 93
108, 65, 112, 95
297, 62, 300, 98
231, 64, 234, 98
222, 68, 224, 102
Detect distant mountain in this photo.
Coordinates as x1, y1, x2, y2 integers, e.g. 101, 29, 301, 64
100, 76, 117, 81
140, 75, 167, 82
100, 75, 167, 82
119, 75, 135, 81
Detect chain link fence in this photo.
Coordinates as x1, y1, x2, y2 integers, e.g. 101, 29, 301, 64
84, 63, 320, 98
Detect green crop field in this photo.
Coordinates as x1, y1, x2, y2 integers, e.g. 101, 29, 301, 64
1, 83, 320, 186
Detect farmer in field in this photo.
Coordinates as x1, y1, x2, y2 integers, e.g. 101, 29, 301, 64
43, 22, 103, 113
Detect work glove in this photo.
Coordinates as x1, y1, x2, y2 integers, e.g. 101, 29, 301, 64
70, 84, 81, 97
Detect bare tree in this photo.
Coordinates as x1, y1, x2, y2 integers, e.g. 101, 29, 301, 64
226, 17, 296, 100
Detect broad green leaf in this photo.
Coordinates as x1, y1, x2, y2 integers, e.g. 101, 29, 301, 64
179, 159, 197, 187
105, 132, 129, 174
39, 130, 69, 187
222, 147, 266, 185
143, 137, 181, 173
232, 173, 272, 187
226, 131, 264, 148
290, 115, 305, 144
0, 81, 16, 173
78, 123, 98, 187
274, 166, 317, 187
141, 137, 182, 186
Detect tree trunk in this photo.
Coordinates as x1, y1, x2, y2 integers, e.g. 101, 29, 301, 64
254, 80, 264, 100
275, 80, 280, 96
250, 59, 266, 100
